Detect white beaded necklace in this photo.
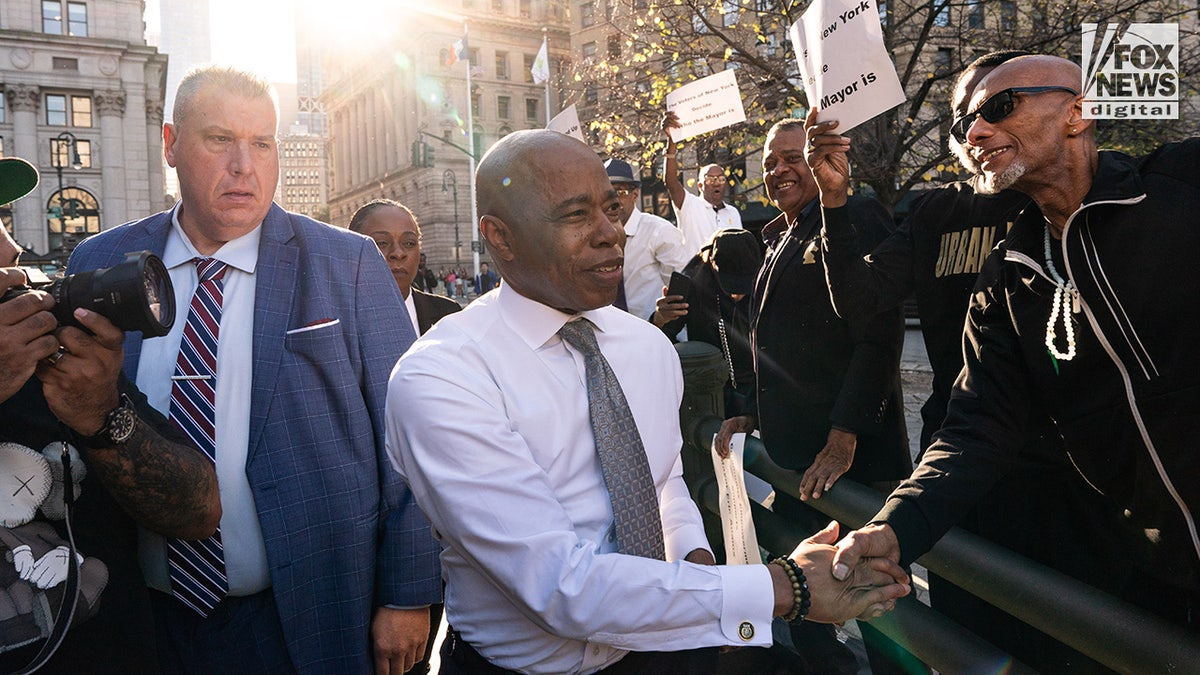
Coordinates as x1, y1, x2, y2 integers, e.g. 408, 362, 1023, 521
1043, 223, 1077, 362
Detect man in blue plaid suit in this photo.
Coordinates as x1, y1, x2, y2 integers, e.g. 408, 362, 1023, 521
68, 65, 440, 674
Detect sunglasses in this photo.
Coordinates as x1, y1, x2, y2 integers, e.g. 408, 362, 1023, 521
950, 86, 1079, 143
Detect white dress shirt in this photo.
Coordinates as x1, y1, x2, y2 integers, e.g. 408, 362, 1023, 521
403, 289, 419, 336
675, 190, 743, 255
136, 208, 272, 596
386, 284, 773, 674
622, 208, 691, 321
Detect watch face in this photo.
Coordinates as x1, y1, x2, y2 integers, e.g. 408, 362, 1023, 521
107, 403, 137, 444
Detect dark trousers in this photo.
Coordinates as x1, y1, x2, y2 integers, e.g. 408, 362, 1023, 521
151, 589, 295, 674
439, 629, 717, 675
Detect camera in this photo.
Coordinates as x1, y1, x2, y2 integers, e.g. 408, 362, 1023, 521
2, 251, 175, 338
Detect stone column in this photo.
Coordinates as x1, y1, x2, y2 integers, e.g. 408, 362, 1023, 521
145, 98, 165, 211
6, 85, 45, 252
356, 95, 368, 184
366, 88, 378, 180
95, 90, 128, 227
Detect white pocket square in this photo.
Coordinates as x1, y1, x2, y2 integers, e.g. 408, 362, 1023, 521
286, 318, 341, 335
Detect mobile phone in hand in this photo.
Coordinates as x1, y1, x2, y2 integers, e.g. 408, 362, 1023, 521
666, 271, 691, 298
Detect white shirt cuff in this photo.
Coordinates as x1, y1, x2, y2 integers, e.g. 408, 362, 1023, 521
717, 564, 775, 646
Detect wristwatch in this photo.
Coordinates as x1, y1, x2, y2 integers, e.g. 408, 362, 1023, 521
74, 394, 138, 448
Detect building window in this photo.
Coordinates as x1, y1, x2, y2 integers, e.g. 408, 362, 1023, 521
0, 96, 5, 125
498, 96, 511, 119
519, 0, 531, 17
46, 186, 100, 252
495, 51, 509, 79
43, 1, 87, 36
581, 2, 595, 27
934, 47, 952, 74
1001, 0, 1016, 30
52, 57, 79, 70
51, 137, 92, 169
582, 41, 597, 60
607, 34, 621, 58
723, 0, 739, 28
472, 93, 481, 118
42, 1, 62, 34
933, 1, 950, 26
524, 53, 536, 83
499, 125, 513, 138
526, 98, 538, 121
45, 94, 92, 127
68, 2, 87, 36
967, 0, 984, 28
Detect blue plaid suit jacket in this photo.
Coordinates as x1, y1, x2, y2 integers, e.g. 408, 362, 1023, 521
68, 204, 441, 673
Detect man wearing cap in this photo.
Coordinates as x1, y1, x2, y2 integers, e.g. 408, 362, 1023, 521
653, 229, 761, 415
605, 158, 691, 321
660, 113, 744, 254
0, 157, 220, 670
715, 119, 909, 673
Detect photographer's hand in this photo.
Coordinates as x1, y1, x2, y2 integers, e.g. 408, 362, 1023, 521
0, 268, 58, 404
36, 307, 123, 435
37, 307, 222, 540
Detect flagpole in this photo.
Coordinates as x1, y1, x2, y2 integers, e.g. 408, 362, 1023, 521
465, 20, 480, 277
542, 29, 551, 122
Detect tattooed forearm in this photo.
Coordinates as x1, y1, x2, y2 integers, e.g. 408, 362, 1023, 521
80, 419, 221, 539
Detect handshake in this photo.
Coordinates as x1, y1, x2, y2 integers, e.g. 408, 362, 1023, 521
776, 521, 908, 624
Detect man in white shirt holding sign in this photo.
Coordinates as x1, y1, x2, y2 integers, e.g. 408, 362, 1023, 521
385, 129, 910, 675
662, 111, 743, 255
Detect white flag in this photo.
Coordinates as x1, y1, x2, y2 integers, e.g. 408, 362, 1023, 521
531, 37, 550, 85
547, 104, 585, 142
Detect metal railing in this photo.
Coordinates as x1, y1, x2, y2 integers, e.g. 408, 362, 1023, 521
675, 341, 1200, 674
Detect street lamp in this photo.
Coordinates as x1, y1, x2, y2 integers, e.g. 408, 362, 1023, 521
441, 169, 460, 267
49, 131, 82, 255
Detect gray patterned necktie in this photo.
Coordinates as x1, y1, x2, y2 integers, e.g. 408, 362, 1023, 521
558, 319, 666, 560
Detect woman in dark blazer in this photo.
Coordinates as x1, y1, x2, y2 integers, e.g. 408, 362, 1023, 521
350, 199, 462, 337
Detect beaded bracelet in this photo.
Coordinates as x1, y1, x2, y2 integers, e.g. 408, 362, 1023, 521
770, 557, 812, 623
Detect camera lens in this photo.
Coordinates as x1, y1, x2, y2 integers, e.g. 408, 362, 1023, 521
53, 251, 175, 337
143, 258, 168, 324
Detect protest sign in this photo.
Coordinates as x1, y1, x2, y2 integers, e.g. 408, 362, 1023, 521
547, 104, 585, 142
789, 0, 905, 133
665, 70, 747, 142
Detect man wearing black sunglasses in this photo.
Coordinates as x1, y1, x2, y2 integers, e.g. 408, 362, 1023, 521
816, 51, 1119, 671
829, 54, 1200, 635
950, 86, 1079, 145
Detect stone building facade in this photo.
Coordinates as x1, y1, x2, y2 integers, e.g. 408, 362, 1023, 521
0, 0, 167, 264
320, 0, 570, 272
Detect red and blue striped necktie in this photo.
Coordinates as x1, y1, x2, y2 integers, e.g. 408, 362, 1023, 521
167, 257, 229, 616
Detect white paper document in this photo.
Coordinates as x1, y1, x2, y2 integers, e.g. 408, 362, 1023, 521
711, 433, 760, 565
665, 70, 747, 142
789, 0, 905, 133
